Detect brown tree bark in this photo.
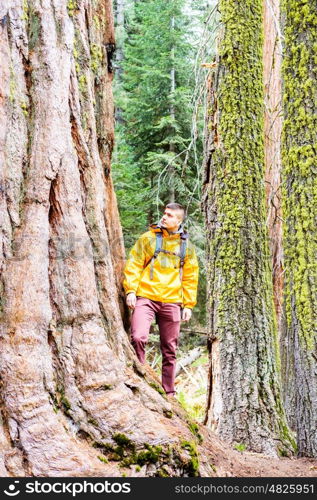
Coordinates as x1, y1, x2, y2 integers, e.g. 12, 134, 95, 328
0, 0, 209, 477
263, 0, 296, 432
263, 0, 283, 335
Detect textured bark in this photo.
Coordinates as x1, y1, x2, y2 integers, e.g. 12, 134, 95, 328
263, 0, 283, 334
0, 0, 211, 477
202, 0, 295, 456
263, 0, 296, 433
281, 0, 317, 457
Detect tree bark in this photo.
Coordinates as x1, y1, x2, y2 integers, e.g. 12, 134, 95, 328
263, 0, 296, 432
281, 0, 317, 457
0, 0, 210, 477
202, 0, 295, 456
263, 0, 284, 336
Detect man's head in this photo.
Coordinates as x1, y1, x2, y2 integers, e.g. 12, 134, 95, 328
160, 203, 185, 232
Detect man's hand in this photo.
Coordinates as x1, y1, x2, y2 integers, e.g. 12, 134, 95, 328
181, 307, 192, 322
126, 292, 137, 310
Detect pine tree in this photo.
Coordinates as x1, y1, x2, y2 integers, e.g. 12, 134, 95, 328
117, 0, 201, 220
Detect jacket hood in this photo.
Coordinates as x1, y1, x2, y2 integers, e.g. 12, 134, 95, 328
149, 221, 188, 237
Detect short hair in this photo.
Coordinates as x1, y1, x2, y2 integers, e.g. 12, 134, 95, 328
165, 203, 186, 221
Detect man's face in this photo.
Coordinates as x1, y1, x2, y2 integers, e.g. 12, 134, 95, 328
160, 208, 183, 230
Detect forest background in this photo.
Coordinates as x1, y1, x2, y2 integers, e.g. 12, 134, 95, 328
112, 0, 214, 419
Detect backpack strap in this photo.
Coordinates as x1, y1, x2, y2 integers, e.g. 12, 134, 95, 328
149, 232, 163, 279
146, 228, 189, 281
179, 232, 188, 281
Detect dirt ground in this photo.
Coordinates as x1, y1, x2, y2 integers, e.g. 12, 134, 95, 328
147, 360, 317, 478
199, 426, 317, 477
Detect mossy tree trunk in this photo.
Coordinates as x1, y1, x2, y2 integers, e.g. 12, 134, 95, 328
202, 0, 295, 456
0, 0, 207, 477
281, 0, 317, 457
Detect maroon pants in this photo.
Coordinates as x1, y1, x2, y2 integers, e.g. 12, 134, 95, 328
130, 297, 182, 395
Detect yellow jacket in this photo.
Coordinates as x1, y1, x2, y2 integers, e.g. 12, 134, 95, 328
123, 224, 199, 309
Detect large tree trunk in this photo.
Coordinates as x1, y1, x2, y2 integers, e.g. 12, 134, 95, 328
0, 0, 211, 477
263, 0, 283, 335
202, 0, 295, 456
263, 0, 296, 433
281, 0, 317, 457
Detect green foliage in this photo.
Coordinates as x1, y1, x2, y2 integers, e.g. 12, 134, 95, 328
175, 346, 208, 422
113, 0, 203, 212
112, 129, 150, 248
133, 444, 163, 466
112, 0, 210, 323
113, 433, 133, 447
119, 0, 201, 214
234, 443, 246, 453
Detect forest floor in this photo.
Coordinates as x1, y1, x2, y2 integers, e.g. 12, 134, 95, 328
165, 396, 317, 478
166, 338, 317, 478
199, 425, 317, 477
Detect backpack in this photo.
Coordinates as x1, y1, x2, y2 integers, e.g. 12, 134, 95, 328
146, 225, 189, 281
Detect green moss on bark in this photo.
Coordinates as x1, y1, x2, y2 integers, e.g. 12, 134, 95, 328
281, 0, 317, 457
28, 7, 41, 51
92, 436, 201, 476
67, 0, 79, 17
203, 0, 295, 455
181, 441, 199, 477
281, 0, 317, 351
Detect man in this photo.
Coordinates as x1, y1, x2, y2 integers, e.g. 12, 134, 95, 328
123, 203, 199, 397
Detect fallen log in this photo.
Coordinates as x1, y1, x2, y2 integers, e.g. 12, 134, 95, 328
175, 347, 202, 377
